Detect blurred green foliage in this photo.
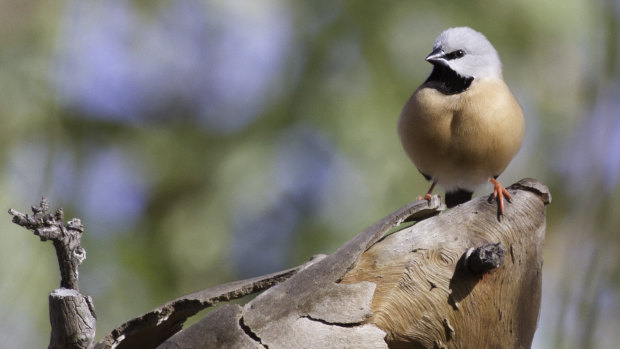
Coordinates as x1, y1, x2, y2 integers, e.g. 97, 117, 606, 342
0, 0, 619, 348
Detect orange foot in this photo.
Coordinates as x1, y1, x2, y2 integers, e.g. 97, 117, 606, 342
489, 177, 511, 216
415, 193, 433, 201
416, 180, 437, 203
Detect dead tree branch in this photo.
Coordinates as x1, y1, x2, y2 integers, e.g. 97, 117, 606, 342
96, 192, 444, 349
155, 178, 548, 349
9, 199, 96, 349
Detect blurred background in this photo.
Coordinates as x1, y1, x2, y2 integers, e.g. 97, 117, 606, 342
0, 0, 618, 348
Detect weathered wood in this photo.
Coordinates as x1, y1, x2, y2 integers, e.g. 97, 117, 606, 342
156, 197, 444, 348
88, 178, 546, 349
92, 196, 444, 349
9, 199, 86, 290
341, 178, 550, 348
49, 289, 96, 349
9, 199, 96, 349
110, 178, 549, 348
158, 305, 262, 349
236, 198, 444, 349
94, 262, 318, 349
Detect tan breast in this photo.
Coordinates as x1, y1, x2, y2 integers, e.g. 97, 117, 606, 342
397, 77, 525, 190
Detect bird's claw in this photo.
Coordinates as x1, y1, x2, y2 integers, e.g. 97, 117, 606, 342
416, 193, 433, 203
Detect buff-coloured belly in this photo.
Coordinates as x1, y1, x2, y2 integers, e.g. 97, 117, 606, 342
398, 77, 525, 191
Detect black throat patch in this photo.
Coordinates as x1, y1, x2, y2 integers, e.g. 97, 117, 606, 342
424, 64, 473, 95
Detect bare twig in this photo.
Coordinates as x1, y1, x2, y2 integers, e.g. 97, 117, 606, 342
9, 198, 95, 349
9, 198, 85, 290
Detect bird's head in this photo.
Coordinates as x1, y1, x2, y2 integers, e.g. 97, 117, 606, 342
425, 27, 502, 79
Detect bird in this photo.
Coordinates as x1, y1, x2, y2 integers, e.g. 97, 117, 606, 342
397, 27, 525, 215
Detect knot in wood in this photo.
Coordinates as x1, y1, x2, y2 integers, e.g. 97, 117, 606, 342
465, 242, 506, 274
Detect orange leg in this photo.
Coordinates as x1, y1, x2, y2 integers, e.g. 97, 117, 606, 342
489, 177, 511, 215
417, 180, 437, 202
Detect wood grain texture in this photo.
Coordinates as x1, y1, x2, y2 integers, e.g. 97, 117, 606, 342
341, 178, 549, 348
48, 288, 96, 349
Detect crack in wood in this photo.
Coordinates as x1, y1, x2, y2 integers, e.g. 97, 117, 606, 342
300, 315, 364, 328
238, 316, 267, 349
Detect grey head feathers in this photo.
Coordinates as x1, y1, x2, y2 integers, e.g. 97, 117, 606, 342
426, 27, 502, 79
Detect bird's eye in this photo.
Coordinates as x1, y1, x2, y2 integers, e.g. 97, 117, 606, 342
446, 50, 466, 60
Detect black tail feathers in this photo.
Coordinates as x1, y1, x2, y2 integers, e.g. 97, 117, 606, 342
445, 189, 473, 208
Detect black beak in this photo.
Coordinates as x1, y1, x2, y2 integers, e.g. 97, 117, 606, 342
425, 47, 446, 65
